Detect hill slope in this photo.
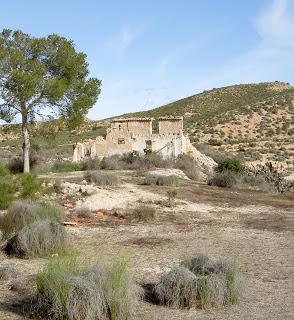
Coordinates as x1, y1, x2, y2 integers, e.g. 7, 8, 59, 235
121, 81, 294, 174
0, 81, 293, 174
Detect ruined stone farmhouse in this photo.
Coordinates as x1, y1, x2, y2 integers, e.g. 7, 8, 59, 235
73, 117, 215, 168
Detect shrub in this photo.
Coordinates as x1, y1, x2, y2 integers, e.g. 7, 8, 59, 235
0, 161, 10, 177
4, 220, 69, 258
217, 158, 244, 174
0, 178, 15, 210
0, 200, 64, 238
80, 157, 101, 171
100, 155, 122, 170
155, 267, 198, 308
84, 171, 119, 186
8, 155, 38, 174
36, 255, 140, 320
130, 205, 156, 222
208, 171, 237, 188
20, 173, 41, 198
51, 161, 82, 173
144, 174, 179, 187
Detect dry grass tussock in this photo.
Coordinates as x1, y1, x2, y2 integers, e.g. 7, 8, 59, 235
35, 255, 142, 320
0, 200, 64, 238
84, 171, 119, 186
144, 174, 179, 187
4, 220, 69, 258
155, 254, 240, 309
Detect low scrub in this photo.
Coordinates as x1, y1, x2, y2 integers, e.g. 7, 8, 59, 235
20, 173, 41, 199
36, 255, 141, 320
51, 161, 82, 173
217, 158, 244, 174
130, 205, 156, 222
4, 220, 69, 258
8, 155, 38, 174
0, 200, 64, 238
0, 178, 16, 210
175, 155, 200, 180
155, 254, 240, 309
84, 171, 119, 186
75, 206, 93, 219
208, 171, 237, 188
144, 174, 179, 187
80, 157, 101, 171
0, 161, 10, 177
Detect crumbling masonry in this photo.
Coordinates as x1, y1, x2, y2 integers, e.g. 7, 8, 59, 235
73, 117, 215, 168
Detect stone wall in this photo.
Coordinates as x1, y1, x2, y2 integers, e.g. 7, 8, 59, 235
73, 116, 203, 162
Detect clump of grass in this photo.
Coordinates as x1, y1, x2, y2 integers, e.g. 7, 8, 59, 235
20, 173, 41, 198
155, 254, 240, 310
144, 174, 179, 187
155, 267, 198, 308
208, 171, 237, 188
84, 171, 119, 186
100, 155, 122, 170
0, 161, 10, 177
0, 263, 19, 280
175, 155, 200, 180
0, 200, 64, 238
51, 161, 82, 173
36, 254, 140, 320
75, 206, 93, 219
0, 178, 16, 210
130, 205, 156, 222
4, 220, 69, 258
80, 157, 101, 171
166, 190, 177, 207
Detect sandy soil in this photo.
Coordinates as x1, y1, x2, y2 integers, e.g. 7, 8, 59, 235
0, 171, 294, 320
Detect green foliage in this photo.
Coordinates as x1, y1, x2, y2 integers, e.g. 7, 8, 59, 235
0, 161, 10, 176
51, 161, 82, 173
217, 158, 244, 173
0, 28, 101, 172
20, 173, 41, 198
0, 177, 15, 209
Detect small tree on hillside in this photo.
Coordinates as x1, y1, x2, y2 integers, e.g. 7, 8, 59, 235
0, 29, 101, 172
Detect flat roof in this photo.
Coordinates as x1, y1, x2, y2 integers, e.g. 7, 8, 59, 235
158, 116, 183, 120
112, 118, 153, 122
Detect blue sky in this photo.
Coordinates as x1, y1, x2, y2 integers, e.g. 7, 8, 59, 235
1, 0, 294, 120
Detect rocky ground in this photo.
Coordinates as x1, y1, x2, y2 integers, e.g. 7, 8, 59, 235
0, 169, 294, 319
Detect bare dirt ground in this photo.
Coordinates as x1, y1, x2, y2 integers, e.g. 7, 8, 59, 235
0, 170, 294, 319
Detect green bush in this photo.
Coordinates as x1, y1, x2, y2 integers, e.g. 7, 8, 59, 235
84, 171, 119, 186
20, 173, 41, 198
0, 177, 15, 210
80, 157, 101, 171
36, 255, 140, 320
217, 158, 244, 173
0, 200, 64, 238
51, 161, 82, 173
0, 161, 10, 177
4, 220, 69, 258
144, 174, 179, 187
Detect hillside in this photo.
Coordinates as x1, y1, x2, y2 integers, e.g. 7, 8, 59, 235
122, 81, 294, 175
0, 81, 293, 175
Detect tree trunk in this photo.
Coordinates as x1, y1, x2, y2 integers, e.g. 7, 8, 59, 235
22, 113, 30, 173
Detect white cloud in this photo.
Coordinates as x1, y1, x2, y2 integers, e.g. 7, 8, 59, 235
256, 0, 294, 46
